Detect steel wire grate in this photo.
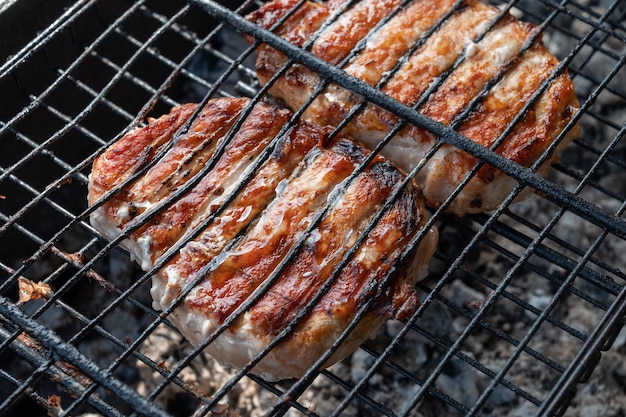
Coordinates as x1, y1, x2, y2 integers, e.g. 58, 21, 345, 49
1, 0, 626, 416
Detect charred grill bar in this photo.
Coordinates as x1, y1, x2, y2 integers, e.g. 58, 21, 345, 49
1, 0, 625, 416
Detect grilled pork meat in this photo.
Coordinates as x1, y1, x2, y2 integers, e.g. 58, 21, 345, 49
247, 0, 580, 215
88, 97, 438, 380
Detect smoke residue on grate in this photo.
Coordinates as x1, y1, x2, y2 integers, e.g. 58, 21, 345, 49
0, 0, 625, 416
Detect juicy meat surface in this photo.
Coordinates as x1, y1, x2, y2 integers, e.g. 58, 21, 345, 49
88, 97, 438, 380
247, 0, 580, 215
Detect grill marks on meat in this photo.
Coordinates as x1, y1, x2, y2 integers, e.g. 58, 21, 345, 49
189, 141, 360, 322
311, 0, 404, 65
88, 97, 438, 380
247, 0, 580, 215
335, 0, 462, 87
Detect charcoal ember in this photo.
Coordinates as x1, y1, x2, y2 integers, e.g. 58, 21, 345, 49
136, 324, 273, 417
438, 357, 482, 406
448, 279, 488, 310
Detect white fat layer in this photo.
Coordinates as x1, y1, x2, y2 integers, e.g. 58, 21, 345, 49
351, 128, 528, 215
114, 200, 154, 224
110, 139, 267, 271
465, 42, 479, 59
238, 205, 252, 223
90, 208, 120, 242
356, 129, 434, 175
115, 205, 132, 223
150, 273, 309, 381
275, 178, 289, 196
215, 205, 254, 228
306, 228, 321, 246
464, 23, 525, 68
490, 30, 521, 66
151, 266, 186, 310
492, 52, 548, 103
134, 236, 153, 270
91, 206, 155, 269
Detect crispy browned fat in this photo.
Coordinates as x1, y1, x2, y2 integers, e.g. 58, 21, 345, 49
247, 0, 580, 215
88, 97, 438, 380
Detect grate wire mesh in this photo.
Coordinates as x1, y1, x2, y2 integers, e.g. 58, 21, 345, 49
1, 0, 626, 416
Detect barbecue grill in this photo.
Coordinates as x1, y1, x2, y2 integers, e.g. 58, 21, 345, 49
1, 0, 625, 415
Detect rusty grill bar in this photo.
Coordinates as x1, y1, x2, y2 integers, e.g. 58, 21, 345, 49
1, 0, 625, 416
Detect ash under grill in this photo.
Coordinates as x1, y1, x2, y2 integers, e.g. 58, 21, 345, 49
1, 0, 626, 416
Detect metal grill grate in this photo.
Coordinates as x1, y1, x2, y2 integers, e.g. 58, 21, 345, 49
1, 0, 625, 416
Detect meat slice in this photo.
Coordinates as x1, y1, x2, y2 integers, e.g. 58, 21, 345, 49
88, 97, 438, 381
247, 0, 580, 215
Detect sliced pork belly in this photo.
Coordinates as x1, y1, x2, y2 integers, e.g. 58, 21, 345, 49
88, 97, 438, 380
247, 0, 580, 215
